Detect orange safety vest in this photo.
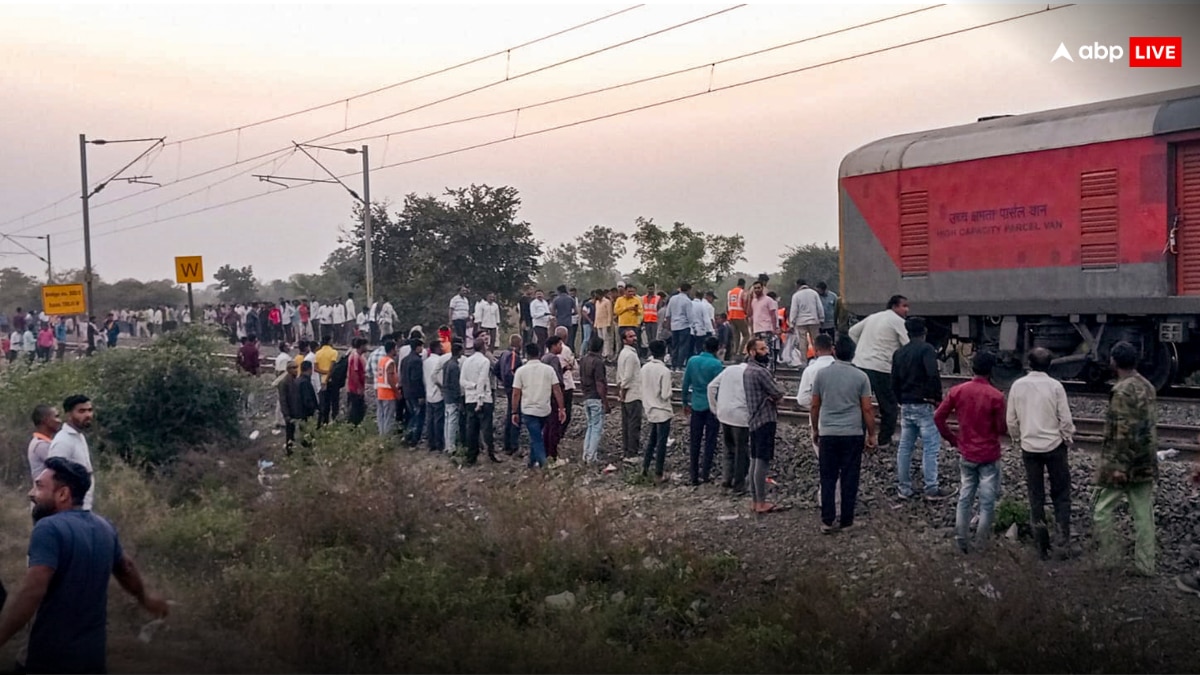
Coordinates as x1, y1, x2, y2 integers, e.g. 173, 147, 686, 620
727, 287, 746, 320
642, 294, 658, 322
375, 355, 397, 400
777, 307, 788, 334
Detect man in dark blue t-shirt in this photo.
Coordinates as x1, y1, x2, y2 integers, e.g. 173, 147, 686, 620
0, 457, 168, 674
551, 284, 576, 336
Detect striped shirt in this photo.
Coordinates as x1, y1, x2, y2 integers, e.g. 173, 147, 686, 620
743, 359, 784, 431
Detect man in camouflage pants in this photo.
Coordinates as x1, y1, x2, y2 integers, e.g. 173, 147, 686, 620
1093, 341, 1157, 577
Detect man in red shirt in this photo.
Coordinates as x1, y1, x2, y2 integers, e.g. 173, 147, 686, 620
935, 350, 1008, 554
236, 335, 260, 376
346, 337, 369, 426
236, 335, 261, 416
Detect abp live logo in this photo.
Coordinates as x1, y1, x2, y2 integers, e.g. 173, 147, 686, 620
1051, 36, 1182, 67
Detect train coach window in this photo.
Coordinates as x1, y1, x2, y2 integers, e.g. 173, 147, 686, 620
1080, 169, 1119, 270
900, 190, 930, 278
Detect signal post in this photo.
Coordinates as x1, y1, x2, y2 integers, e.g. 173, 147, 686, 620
175, 256, 204, 322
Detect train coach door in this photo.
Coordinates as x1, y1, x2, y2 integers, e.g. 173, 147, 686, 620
1174, 142, 1200, 295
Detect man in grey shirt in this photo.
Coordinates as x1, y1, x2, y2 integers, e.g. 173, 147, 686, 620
810, 336, 877, 534
551, 285, 577, 335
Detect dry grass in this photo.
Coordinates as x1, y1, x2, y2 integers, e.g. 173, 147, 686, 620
2, 419, 1199, 672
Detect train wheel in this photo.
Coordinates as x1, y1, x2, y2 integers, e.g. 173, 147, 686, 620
1140, 341, 1178, 392
991, 354, 1025, 390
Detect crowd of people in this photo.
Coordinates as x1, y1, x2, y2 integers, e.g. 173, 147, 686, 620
2, 308, 73, 364
203, 293, 400, 347
225, 278, 1189, 587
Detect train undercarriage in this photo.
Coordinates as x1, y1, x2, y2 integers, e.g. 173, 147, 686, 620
926, 313, 1194, 391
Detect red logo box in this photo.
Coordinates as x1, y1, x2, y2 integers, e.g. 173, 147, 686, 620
1129, 36, 1182, 67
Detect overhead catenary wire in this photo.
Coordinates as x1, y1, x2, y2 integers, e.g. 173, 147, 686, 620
26, 2, 941, 239
53, 4, 1073, 247
49, 2, 891, 237
329, 3, 946, 148
170, 4, 646, 146
0, 5, 645, 234
4, 3, 739, 236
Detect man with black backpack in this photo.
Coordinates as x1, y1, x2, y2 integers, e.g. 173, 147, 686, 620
324, 343, 349, 425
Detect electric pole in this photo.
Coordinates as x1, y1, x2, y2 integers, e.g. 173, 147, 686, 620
79, 134, 92, 313
361, 145, 373, 304
79, 133, 165, 316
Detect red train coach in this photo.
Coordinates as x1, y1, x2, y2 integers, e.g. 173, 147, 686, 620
839, 85, 1200, 389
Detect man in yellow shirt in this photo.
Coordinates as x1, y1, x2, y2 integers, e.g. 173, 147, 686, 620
614, 284, 645, 355
313, 335, 341, 426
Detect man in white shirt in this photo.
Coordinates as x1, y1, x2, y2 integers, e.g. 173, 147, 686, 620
707, 359, 750, 493
449, 286, 471, 341
640, 340, 674, 483
510, 342, 566, 469
273, 342, 293, 428
307, 300, 320, 342
552, 324, 576, 415
460, 336, 499, 464
474, 292, 501, 350
423, 341, 449, 452
281, 302, 295, 343
22, 328, 36, 362
788, 279, 825, 368
796, 334, 836, 429
47, 395, 96, 511
529, 290, 552, 355
301, 343, 321, 394
689, 292, 715, 362
1007, 347, 1077, 560
318, 302, 335, 345
616, 327, 643, 458
331, 298, 347, 345
847, 294, 910, 448
152, 307, 164, 336
795, 333, 837, 505
378, 297, 397, 341
344, 293, 356, 343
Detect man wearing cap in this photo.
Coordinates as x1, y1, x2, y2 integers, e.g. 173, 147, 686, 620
891, 317, 952, 501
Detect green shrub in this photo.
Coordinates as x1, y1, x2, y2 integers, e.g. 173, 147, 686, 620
994, 497, 1029, 532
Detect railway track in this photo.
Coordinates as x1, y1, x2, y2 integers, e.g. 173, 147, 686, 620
46, 342, 1200, 455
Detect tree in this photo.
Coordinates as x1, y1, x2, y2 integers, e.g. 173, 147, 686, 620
96, 279, 186, 311
630, 217, 745, 291
0, 267, 41, 317
213, 265, 259, 303
332, 184, 541, 328
575, 225, 627, 292
779, 243, 840, 296
536, 242, 581, 291
536, 225, 627, 292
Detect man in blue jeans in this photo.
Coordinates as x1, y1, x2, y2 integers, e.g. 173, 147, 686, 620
935, 350, 1008, 553
511, 342, 566, 469
578, 336, 609, 465
682, 335, 724, 485
891, 317, 953, 501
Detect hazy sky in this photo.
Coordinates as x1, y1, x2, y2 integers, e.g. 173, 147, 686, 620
1, 2, 1197, 287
